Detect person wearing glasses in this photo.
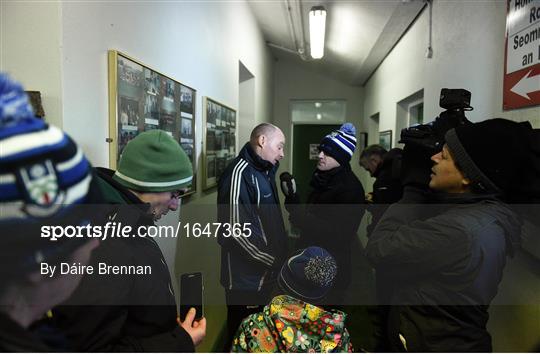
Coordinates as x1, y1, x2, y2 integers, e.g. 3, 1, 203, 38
46, 130, 206, 352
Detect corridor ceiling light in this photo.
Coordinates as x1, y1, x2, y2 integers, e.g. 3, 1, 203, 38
309, 6, 326, 59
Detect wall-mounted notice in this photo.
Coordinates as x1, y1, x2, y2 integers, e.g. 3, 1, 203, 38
309, 144, 319, 160
503, 0, 540, 110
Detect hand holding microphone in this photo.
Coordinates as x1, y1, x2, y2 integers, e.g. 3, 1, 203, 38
279, 172, 300, 204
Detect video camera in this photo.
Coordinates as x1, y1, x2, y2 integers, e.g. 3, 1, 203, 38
400, 88, 473, 154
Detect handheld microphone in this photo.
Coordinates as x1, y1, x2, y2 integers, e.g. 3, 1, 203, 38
279, 172, 297, 197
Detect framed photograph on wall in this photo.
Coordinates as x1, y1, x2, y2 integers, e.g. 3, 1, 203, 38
108, 50, 197, 196
379, 130, 392, 150
202, 96, 236, 190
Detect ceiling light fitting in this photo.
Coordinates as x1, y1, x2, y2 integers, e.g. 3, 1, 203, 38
309, 6, 327, 59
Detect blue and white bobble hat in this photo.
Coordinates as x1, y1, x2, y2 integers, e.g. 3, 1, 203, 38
278, 246, 338, 301
0, 73, 93, 222
318, 123, 357, 165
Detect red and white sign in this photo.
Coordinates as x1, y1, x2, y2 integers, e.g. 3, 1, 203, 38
503, 0, 540, 110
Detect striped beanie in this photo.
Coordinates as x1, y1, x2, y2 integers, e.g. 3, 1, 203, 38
113, 129, 193, 192
278, 247, 337, 301
0, 73, 93, 221
319, 123, 357, 165
0, 73, 98, 279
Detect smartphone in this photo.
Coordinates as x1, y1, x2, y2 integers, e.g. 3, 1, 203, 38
179, 272, 204, 322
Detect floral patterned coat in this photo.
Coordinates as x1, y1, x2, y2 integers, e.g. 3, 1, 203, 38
231, 295, 354, 353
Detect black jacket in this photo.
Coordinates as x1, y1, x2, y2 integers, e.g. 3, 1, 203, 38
367, 148, 403, 236
366, 189, 521, 352
290, 164, 366, 288
46, 168, 194, 352
217, 143, 288, 292
0, 314, 51, 352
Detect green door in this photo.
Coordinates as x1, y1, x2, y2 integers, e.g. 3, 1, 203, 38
292, 124, 340, 202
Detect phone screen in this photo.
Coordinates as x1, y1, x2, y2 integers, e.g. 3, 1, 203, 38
179, 272, 203, 322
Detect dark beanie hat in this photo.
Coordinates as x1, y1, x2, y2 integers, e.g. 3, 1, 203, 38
319, 123, 357, 166
445, 118, 533, 194
278, 247, 337, 301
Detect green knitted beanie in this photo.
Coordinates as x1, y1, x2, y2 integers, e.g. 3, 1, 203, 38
113, 130, 193, 192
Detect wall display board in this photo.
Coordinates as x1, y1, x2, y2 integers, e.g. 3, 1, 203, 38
108, 50, 197, 195
309, 144, 319, 160
503, 0, 540, 110
202, 96, 236, 190
379, 130, 392, 150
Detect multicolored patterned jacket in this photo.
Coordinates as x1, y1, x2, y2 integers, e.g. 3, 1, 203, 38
231, 295, 354, 353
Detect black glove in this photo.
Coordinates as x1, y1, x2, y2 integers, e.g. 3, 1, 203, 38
400, 143, 434, 189
400, 110, 472, 189
279, 172, 300, 204
431, 110, 472, 144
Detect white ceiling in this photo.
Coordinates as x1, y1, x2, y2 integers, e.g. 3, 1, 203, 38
247, 0, 426, 86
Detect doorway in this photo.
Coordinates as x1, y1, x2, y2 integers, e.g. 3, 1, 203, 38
395, 89, 424, 147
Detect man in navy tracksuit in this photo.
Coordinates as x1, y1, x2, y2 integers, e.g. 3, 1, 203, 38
217, 123, 287, 348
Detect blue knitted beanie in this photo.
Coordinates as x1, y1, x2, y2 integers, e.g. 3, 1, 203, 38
278, 246, 337, 301
0, 73, 100, 278
318, 123, 357, 165
0, 73, 93, 221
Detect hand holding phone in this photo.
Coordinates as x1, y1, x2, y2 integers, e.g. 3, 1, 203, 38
178, 308, 206, 347
179, 272, 203, 322
178, 272, 205, 346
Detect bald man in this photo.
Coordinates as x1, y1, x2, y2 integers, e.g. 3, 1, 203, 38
217, 123, 288, 348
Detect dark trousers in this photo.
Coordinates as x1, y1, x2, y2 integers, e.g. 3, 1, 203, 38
223, 289, 271, 352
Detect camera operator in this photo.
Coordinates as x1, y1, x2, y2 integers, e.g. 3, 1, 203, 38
365, 89, 540, 351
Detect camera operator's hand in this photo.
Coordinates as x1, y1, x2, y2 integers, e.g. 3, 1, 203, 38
431, 110, 472, 146
400, 143, 434, 190
178, 309, 206, 347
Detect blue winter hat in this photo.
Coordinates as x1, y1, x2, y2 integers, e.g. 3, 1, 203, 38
0, 73, 100, 279
278, 247, 338, 301
0, 73, 93, 221
318, 123, 357, 165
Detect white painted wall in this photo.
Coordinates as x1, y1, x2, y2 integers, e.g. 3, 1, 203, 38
60, 1, 273, 168
364, 0, 539, 132
238, 63, 256, 146
0, 1, 63, 128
